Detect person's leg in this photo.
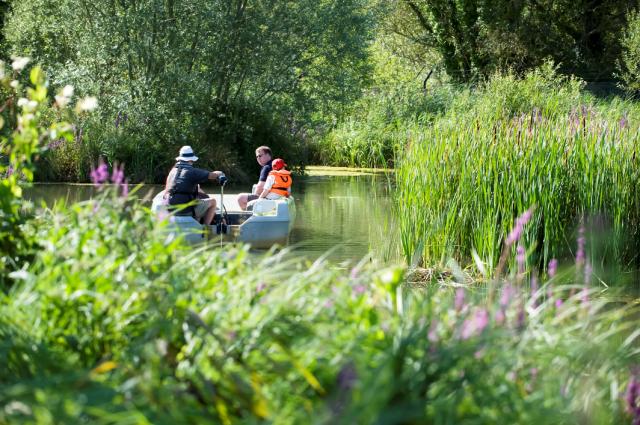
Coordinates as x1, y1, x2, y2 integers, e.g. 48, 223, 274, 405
203, 198, 217, 226
239, 193, 260, 210
194, 198, 216, 225
238, 193, 249, 210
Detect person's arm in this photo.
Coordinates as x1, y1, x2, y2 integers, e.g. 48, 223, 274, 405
208, 171, 224, 180
258, 175, 275, 199
164, 168, 177, 197
254, 181, 266, 195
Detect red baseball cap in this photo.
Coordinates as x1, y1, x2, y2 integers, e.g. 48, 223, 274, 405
272, 158, 287, 170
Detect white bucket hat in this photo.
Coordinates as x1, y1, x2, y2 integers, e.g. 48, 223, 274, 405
175, 145, 199, 162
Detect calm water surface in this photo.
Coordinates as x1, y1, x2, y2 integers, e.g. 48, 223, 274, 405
27, 170, 399, 264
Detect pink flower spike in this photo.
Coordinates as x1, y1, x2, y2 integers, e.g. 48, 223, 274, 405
580, 287, 589, 304
461, 308, 489, 340
111, 163, 125, 185
548, 259, 558, 278
455, 288, 465, 312
90, 158, 109, 187
500, 284, 515, 308
350, 267, 359, 279
584, 262, 592, 285
121, 180, 129, 198
516, 244, 526, 274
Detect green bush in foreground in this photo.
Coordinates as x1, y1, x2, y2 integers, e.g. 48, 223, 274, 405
0, 188, 639, 424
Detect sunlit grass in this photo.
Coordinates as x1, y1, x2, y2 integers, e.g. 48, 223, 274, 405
1, 189, 639, 423
396, 69, 640, 272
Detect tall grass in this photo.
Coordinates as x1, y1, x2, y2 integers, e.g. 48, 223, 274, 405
396, 67, 640, 271
2, 188, 639, 423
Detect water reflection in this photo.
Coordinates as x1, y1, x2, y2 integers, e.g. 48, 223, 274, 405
26, 172, 399, 264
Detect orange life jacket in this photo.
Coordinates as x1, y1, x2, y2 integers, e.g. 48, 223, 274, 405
268, 169, 292, 197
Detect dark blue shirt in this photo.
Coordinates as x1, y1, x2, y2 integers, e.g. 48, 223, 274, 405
168, 162, 210, 205
259, 164, 272, 182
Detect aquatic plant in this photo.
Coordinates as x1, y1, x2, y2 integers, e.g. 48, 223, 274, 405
396, 69, 640, 272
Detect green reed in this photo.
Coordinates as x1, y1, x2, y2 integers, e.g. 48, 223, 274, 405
396, 70, 640, 271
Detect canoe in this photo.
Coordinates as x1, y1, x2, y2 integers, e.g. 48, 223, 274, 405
151, 190, 296, 248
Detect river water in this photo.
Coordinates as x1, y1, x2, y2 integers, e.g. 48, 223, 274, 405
26, 167, 399, 265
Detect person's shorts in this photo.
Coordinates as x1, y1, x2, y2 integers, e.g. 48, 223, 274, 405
247, 194, 260, 202
194, 198, 214, 219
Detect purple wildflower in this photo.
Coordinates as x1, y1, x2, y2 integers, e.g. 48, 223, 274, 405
548, 259, 558, 278
555, 299, 563, 309
576, 226, 586, 266
461, 308, 489, 340
584, 261, 592, 285
111, 163, 124, 186
353, 284, 366, 295
47, 139, 64, 150
256, 282, 267, 293
90, 159, 109, 187
620, 113, 629, 130
350, 267, 359, 279
500, 284, 515, 308
579, 287, 589, 306
121, 180, 129, 198
506, 207, 534, 246
516, 304, 526, 329
626, 369, 640, 424
337, 363, 357, 391
5, 166, 14, 177
323, 300, 334, 309
516, 244, 526, 275
495, 309, 505, 325
454, 288, 465, 312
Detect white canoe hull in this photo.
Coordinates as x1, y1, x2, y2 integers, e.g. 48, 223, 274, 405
151, 191, 296, 248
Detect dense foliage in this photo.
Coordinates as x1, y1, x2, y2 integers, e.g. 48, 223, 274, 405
4, 0, 375, 182
618, 11, 640, 93
2, 184, 639, 423
386, 0, 639, 82
0, 60, 79, 284
1, 55, 640, 425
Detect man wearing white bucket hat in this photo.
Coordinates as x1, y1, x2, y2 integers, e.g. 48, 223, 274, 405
164, 145, 227, 225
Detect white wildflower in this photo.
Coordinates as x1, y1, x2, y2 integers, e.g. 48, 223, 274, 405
77, 96, 98, 112
11, 56, 30, 72
17, 98, 28, 107
9, 80, 18, 88
18, 113, 35, 126
55, 95, 69, 108
4, 400, 32, 416
62, 85, 74, 98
